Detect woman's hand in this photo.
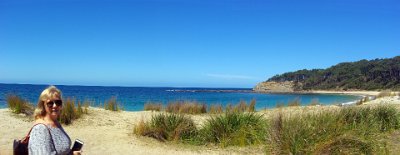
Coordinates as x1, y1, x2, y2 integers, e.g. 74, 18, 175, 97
73, 151, 82, 155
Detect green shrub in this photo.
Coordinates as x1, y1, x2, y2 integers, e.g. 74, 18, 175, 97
133, 113, 197, 142
6, 94, 34, 115
104, 96, 120, 111
199, 112, 268, 147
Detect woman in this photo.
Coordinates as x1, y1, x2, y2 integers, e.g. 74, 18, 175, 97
28, 86, 81, 155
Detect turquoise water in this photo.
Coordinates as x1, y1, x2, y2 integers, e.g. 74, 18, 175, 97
0, 83, 361, 111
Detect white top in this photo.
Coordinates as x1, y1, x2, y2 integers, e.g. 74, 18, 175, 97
28, 124, 71, 155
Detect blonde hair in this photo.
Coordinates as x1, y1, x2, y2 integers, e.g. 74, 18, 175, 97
34, 85, 62, 120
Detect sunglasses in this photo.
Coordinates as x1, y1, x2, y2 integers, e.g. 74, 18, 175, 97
46, 100, 63, 107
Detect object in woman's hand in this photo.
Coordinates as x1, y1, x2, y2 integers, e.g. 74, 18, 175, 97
71, 139, 84, 151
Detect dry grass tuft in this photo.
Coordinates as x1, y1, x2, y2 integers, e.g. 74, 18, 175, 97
209, 104, 223, 114
144, 102, 162, 111
59, 98, 89, 125
133, 113, 197, 142
104, 96, 121, 111
165, 101, 206, 114
6, 94, 34, 116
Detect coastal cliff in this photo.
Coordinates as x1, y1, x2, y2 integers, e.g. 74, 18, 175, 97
253, 81, 296, 93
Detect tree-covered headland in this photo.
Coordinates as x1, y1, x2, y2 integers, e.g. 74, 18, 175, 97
267, 56, 400, 91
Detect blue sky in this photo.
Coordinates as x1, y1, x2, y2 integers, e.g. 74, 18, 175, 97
0, 0, 399, 88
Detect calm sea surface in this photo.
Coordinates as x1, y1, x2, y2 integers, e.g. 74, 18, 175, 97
0, 83, 361, 111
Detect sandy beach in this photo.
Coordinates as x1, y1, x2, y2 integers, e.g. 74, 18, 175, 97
1, 92, 400, 155
0, 108, 262, 155
305, 90, 382, 96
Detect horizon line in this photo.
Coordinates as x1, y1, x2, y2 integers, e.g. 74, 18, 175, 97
0, 82, 253, 89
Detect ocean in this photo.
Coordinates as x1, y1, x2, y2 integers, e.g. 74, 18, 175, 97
0, 83, 361, 111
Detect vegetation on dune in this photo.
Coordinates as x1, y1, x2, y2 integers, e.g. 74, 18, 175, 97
133, 113, 197, 142
104, 96, 121, 111
199, 112, 268, 147
268, 56, 400, 90
6, 94, 34, 115
208, 104, 223, 114
135, 104, 400, 154
270, 105, 400, 154
144, 102, 162, 111
59, 98, 90, 125
6, 94, 90, 125
143, 99, 258, 114
165, 101, 207, 114
134, 112, 268, 146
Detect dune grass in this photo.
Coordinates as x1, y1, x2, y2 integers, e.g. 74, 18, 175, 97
104, 96, 121, 111
270, 105, 400, 154
209, 104, 223, 114
144, 102, 162, 111
199, 112, 268, 147
165, 101, 207, 114
134, 104, 400, 154
134, 112, 268, 146
59, 98, 90, 125
248, 99, 256, 112
133, 113, 197, 142
144, 99, 257, 114
6, 94, 34, 115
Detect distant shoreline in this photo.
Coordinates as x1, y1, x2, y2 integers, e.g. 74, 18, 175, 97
304, 90, 381, 96
253, 90, 381, 96
168, 89, 382, 96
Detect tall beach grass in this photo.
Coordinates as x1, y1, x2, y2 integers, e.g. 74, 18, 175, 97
143, 99, 257, 114
104, 96, 121, 111
59, 98, 90, 125
133, 113, 197, 142
165, 101, 207, 114
270, 105, 400, 154
144, 102, 162, 111
134, 104, 400, 154
6, 94, 34, 115
199, 112, 268, 147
